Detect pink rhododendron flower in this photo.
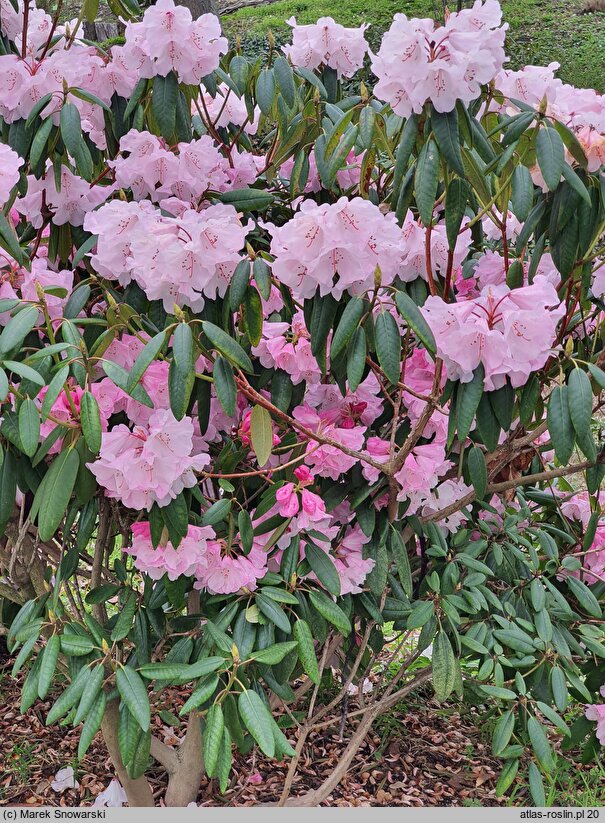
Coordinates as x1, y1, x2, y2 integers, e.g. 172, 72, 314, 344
128, 522, 215, 580
89, 409, 209, 510
305, 373, 384, 427
422, 277, 565, 390
283, 16, 368, 78
585, 685, 605, 745
275, 466, 326, 522
109, 130, 229, 203
199, 84, 259, 134
279, 149, 364, 194
293, 404, 366, 480
268, 197, 406, 300
195, 540, 267, 594
332, 524, 374, 594
400, 210, 471, 282
17, 165, 113, 228
123, 0, 227, 85
372, 0, 507, 117
87, 199, 249, 311
252, 311, 321, 385
0, 144, 23, 206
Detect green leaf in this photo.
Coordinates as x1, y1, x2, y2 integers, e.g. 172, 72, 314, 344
18, 398, 40, 458
256, 593, 291, 633
391, 114, 418, 202
331, 297, 365, 361
347, 326, 367, 393
432, 630, 457, 702
0, 305, 39, 357
46, 665, 90, 725
238, 508, 254, 555
37, 634, 60, 699
80, 391, 102, 454
179, 674, 219, 715
41, 365, 70, 421
74, 664, 105, 726
59, 103, 83, 157
78, 690, 106, 759
153, 71, 178, 140
202, 321, 253, 373
5, 360, 45, 387
309, 589, 351, 636
252, 258, 271, 301
204, 704, 225, 777
527, 716, 556, 772
242, 287, 263, 347
456, 364, 484, 442
305, 541, 341, 597
567, 369, 596, 462
201, 498, 231, 527
495, 759, 519, 797
215, 188, 274, 213
374, 310, 401, 385
213, 356, 236, 417
111, 590, 138, 642
407, 600, 435, 630
566, 575, 602, 618
127, 331, 166, 392
536, 124, 564, 191
250, 405, 273, 467
492, 710, 515, 757
116, 666, 150, 731
238, 690, 275, 757
60, 634, 95, 656
256, 68, 276, 116
389, 526, 413, 598
249, 641, 299, 665
547, 386, 575, 464
467, 445, 487, 500
415, 138, 440, 227
528, 761, 546, 807
30, 117, 54, 171
432, 109, 465, 177
36, 448, 80, 542
511, 164, 534, 221
395, 291, 436, 355
273, 56, 296, 108
293, 619, 320, 684
445, 178, 469, 251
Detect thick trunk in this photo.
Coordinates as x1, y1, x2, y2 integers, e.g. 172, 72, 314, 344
101, 700, 156, 807
164, 716, 205, 806
176, 0, 219, 16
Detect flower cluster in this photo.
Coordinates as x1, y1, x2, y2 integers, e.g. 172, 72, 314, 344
268, 197, 405, 300
129, 522, 215, 581
122, 0, 227, 85
0, 144, 23, 206
84, 200, 248, 311
422, 277, 565, 390
283, 16, 369, 78
88, 409, 209, 510
110, 130, 230, 205
371, 0, 507, 116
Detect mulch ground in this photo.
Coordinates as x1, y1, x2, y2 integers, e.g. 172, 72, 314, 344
0, 638, 510, 808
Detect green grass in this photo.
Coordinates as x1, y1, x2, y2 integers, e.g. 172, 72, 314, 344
506, 758, 605, 806
223, 0, 605, 92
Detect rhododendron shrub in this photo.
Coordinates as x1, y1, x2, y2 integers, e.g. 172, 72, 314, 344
2, 0, 605, 808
